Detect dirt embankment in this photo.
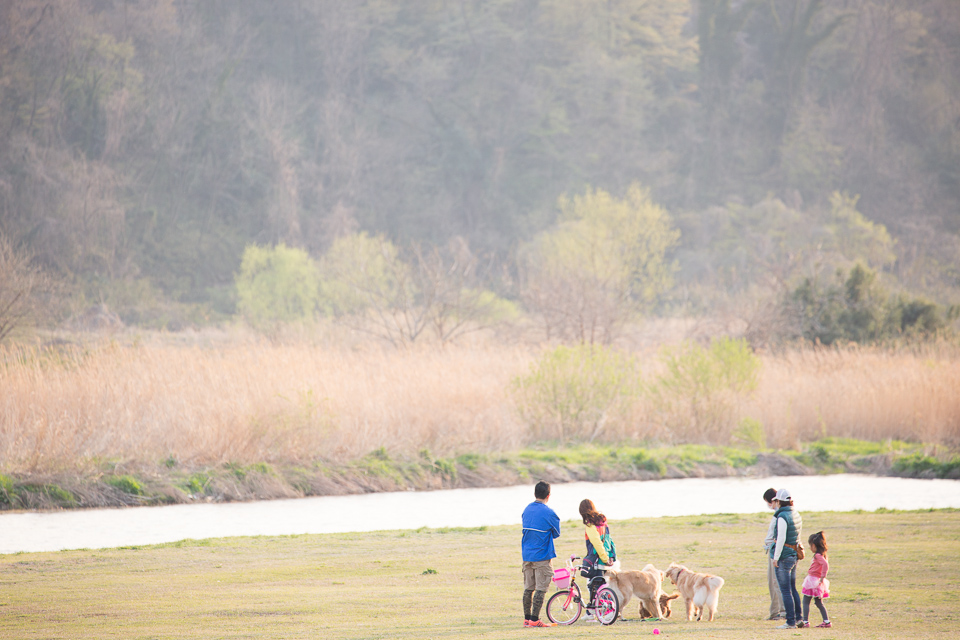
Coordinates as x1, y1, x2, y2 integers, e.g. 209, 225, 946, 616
0, 450, 935, 512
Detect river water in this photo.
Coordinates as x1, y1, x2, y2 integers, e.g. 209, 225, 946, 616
2, 474, 959, 554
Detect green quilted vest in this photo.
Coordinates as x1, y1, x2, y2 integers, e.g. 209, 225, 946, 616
770, 505, 802, 559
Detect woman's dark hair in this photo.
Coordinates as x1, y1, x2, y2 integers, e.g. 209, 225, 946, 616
808, 531, 828, 557
763, 488, 777, 503
779, 499, 794, 507
579, 499, 606, 526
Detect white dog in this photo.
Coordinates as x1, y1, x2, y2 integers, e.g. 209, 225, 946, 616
664, 562, 725, 621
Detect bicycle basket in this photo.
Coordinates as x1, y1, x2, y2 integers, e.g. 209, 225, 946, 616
552, 567, 572, 589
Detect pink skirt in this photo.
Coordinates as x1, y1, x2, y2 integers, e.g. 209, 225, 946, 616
801, 574, 830, 598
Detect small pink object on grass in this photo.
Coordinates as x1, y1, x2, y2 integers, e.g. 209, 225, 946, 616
653, 629, 660, 635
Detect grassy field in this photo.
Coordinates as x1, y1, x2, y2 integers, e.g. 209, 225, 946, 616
2, 509, 958, 639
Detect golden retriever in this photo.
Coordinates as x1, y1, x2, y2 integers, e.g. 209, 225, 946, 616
604, 564, 665, 620
639, 591, 680, 619
664, 562, 725, 621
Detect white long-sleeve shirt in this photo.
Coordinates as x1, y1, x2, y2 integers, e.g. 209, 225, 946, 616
764, 515, 778, 553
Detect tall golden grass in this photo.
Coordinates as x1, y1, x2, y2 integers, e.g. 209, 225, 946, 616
751, 342, 960, 447
0, 337, 529, 473
1, 332, 958, 474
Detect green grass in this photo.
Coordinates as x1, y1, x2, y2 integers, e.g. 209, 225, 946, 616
1, 509, 958, 639
514, 443, 757, 474
892, 453, 960, 477
104, 474, 144, 496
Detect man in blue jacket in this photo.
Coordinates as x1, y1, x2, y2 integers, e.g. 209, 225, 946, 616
521, 481, 561, 627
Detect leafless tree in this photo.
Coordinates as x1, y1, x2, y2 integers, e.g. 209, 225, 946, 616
324, 235, 511, 346
322, 235, 432, 347
519, 255, 627, 346
411, 237, 512, 344
0, 234, 53, 342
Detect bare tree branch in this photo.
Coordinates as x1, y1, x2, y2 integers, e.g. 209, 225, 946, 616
0, 234, 53, 342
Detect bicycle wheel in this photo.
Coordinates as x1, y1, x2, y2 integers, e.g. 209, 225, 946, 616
593, 586, 620, 625
545, 587, 582, 625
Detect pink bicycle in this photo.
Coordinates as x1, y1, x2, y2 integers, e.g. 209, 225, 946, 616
545, 555, 620, 626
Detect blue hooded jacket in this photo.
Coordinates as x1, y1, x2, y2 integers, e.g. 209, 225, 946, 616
521, 500, 561, 562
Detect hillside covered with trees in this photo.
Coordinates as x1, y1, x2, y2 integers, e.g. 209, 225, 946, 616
1, 0, 958, 343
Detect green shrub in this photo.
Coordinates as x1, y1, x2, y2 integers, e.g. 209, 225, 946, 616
223, 462, 274, 482
722, 447, 759, 468
887, 296, 945, 336
0, 474, 14, 505
22, 483, 78, 507
356, 448, 404, 483
789, 263, 884, 344
788, 263, 948, 345
630, 449, 667, 474
892, 454, 960, 478
806, 443, 837, 466
431, 457, 457, 481
105, 474, 144, 496
226, 463, 247, 481
512, 343, 642, 444
455, 453, 486, 471
47, 484, 78, 506
647, 337, 760, 444
731, 417, 766, 449
235, 243, 321, 328
183, 473, 211, 495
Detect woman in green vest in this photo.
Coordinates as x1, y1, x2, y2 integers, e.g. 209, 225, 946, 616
771, 488, 804, 629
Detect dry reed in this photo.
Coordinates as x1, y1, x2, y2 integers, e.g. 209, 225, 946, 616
2, 334, 958, 474
749, 342, 960, 448
0, 338, 531, 473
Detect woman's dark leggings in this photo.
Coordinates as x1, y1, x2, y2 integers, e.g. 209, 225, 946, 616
582, 558, 606, 606
802, 595, 828, 622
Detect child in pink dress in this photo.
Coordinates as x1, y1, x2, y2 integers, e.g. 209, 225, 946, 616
800, 531, 831, 628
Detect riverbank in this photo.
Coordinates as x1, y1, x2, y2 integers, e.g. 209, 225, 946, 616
3, 509, 958, 639
3, 438, 958, 511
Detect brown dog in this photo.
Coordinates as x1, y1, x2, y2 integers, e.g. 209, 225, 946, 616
604, 563, 665, 620
639, 592, 680, 619
664, 562, 725, 621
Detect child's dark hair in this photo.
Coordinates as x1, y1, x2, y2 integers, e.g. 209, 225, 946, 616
808, 530, 828, 557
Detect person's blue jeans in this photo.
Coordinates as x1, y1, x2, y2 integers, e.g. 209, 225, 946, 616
775, 556, 802, 626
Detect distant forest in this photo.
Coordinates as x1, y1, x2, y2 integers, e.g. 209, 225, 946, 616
1, 0, 958, 333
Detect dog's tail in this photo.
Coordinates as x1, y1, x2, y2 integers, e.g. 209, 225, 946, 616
703, 576, 724, 610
